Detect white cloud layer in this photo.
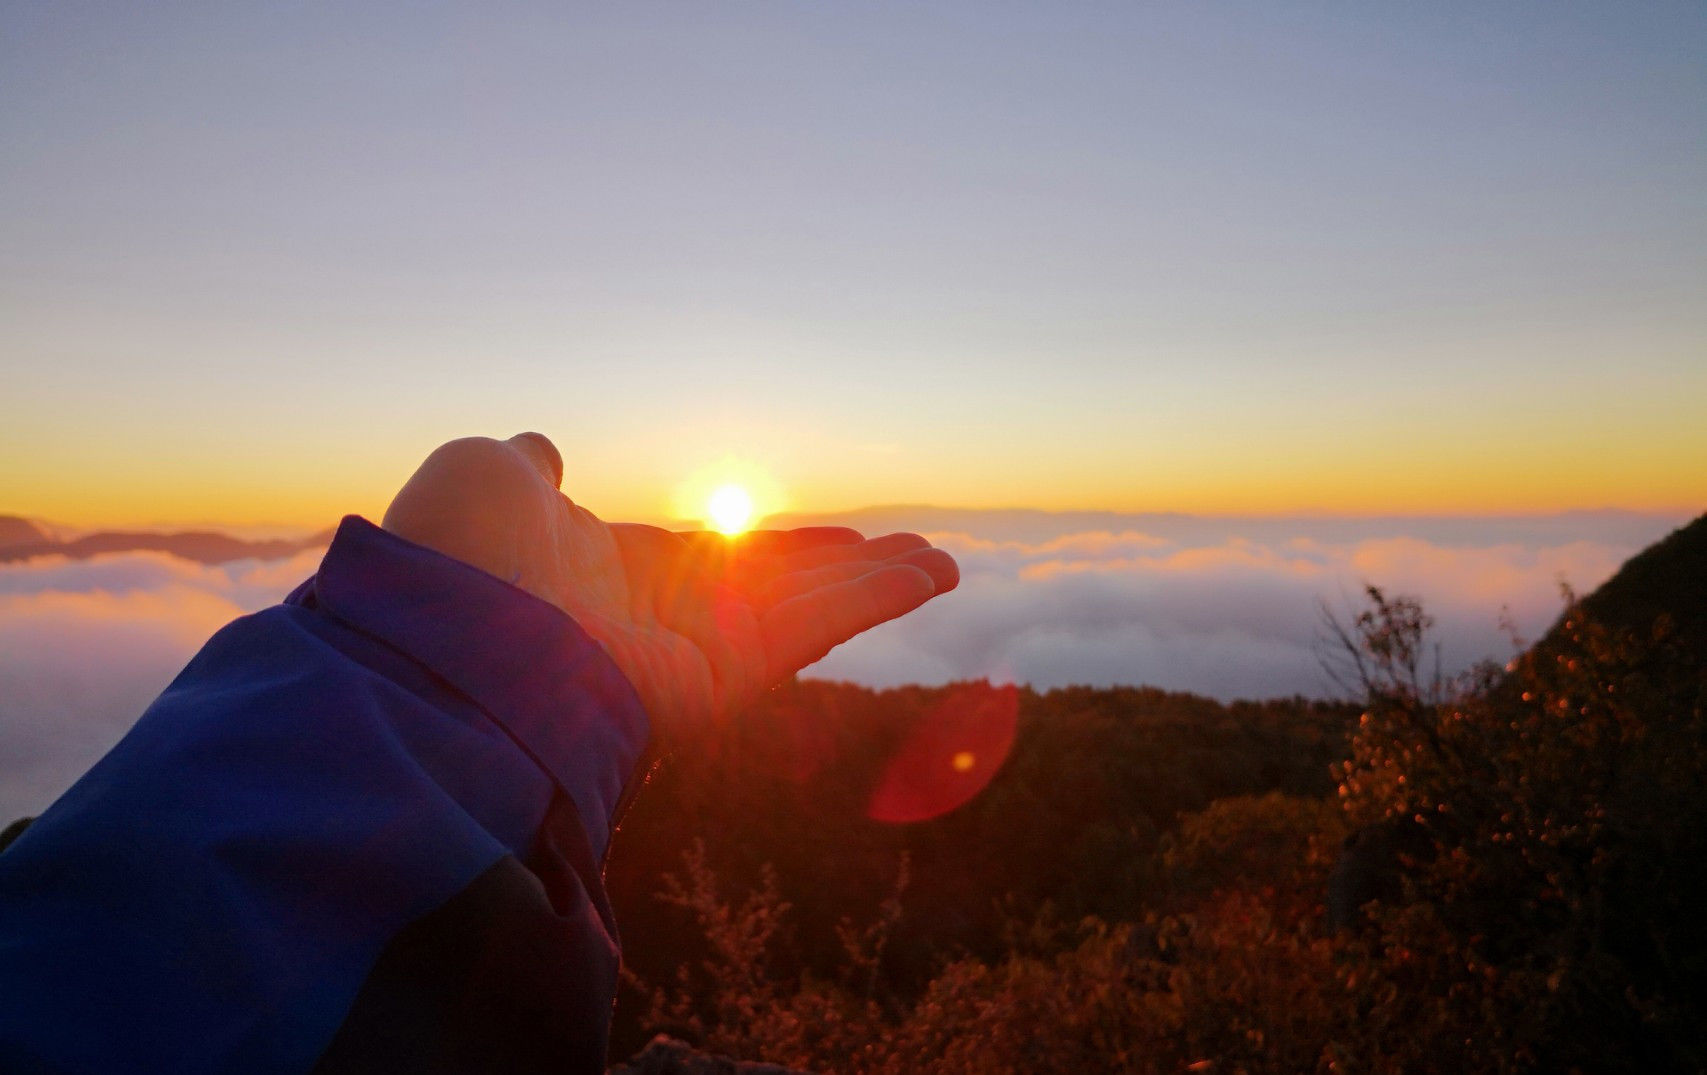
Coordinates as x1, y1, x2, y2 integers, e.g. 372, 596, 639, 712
0, 516, 1681, 819
0, 550, 323, 820
804, 528, 1642, 700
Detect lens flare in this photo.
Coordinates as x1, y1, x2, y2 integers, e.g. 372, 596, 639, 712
867, 683, 1019, 824
707, 484, 754, 535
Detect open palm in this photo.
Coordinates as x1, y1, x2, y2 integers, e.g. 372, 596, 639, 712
380, 433, 958, 737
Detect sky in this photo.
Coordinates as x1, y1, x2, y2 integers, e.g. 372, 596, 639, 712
3, 3, 1704, 529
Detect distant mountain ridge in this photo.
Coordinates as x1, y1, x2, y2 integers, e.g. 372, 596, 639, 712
3, 506, 1693, 567
0, 516, 51, 551
0, 515, 332, 566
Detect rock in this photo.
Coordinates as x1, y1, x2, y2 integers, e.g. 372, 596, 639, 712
608, 1035, 818, 1075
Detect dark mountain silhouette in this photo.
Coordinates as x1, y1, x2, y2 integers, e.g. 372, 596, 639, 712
1331, 511, 1707, 970
1480, 510, 1707, 717
1547, 511, 1707, 656
0, 516, 333, 566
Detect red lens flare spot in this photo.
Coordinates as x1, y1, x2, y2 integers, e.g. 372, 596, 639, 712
867, 682, 1018, 823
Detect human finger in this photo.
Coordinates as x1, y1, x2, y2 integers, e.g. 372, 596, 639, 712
674, 527, 865, 563
760, 564, 936, 682
756, 546, 958, 609
741, 533, 938, 594
893, 546, 958, 594
674, 527, 870, 589
780, 532, 932, 572
504, 432, 564, 489
735, 527, 866, 554
756, 561, 877, 609
383, 436, 558, 576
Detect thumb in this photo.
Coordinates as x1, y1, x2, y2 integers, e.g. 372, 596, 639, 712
506, 432, 564, 490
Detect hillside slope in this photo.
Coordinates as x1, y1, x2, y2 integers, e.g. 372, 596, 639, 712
1566, 511, 1707, 651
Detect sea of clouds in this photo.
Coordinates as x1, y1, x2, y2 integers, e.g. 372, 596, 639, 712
0, 513, 1687, 819
807, 526, 1644, 697
0, 550, 324, 820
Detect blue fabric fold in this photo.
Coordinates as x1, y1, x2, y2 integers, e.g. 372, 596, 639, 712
0, 516, 651, 1074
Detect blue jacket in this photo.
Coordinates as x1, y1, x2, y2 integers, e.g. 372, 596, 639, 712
0, 516, 653, 1074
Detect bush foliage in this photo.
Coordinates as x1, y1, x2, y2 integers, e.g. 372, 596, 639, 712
608, 572, 1706, 1072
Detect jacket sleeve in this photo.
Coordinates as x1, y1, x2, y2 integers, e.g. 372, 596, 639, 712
0, 516, 653, 1075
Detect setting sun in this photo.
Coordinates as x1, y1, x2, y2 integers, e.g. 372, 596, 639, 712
676, 458, 783, 533
707, 484, 754, 535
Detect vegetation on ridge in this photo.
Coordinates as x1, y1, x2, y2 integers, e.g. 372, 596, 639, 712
606, 516, 1707, 1072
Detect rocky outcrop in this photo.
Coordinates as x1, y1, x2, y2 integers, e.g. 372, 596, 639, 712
609, 1036, 817, 1075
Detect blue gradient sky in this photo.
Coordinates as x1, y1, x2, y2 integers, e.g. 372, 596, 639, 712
3, 3, 1703, 527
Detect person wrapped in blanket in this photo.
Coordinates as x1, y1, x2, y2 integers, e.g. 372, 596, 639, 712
0, 433, 958, 1074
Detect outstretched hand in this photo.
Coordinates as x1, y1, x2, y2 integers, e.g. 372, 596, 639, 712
380, 433, 958, 738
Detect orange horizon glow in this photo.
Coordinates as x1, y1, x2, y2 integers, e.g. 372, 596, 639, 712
4, 433, 1703, 535
8, 479, 1704, 536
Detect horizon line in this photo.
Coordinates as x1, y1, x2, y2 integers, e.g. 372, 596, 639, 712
5, 502, 1702, 540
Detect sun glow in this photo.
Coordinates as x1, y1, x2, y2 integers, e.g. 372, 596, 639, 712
707, 485, 755, 535
675, 457, 784, 534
